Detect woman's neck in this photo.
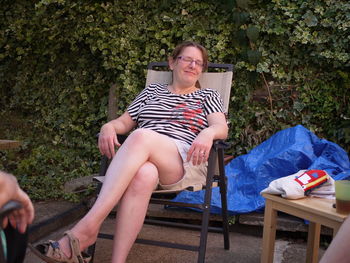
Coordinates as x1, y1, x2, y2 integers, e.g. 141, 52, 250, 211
168, 83, 199, 95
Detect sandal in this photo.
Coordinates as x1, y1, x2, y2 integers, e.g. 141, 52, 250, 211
28, 231, 91, 263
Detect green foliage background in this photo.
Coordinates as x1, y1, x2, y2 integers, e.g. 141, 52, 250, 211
0, 0, 349, 200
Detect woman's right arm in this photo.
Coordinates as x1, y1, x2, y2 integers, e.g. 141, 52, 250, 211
98, 112, 136, 158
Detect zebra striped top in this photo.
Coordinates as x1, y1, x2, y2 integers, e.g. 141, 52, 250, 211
127, 83, 224, 145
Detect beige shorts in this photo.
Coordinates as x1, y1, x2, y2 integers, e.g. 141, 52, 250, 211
157, 139, 207, 192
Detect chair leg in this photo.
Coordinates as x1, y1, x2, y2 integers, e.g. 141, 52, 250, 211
220, 180, 230, 250
197, 148, 216, 263
87, 243, 96, 263
98, 155, 109, 177
88, 160, 107, 263
218, 148, 230, 250
198, 202, 211, 263
87, 182, 100, 263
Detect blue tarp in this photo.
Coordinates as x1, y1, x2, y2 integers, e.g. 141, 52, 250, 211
172, 125, 350, 215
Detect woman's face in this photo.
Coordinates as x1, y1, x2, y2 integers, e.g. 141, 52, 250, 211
169, 46, 204, 87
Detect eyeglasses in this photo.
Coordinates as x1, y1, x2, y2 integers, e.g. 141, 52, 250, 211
177, 56, 204, 68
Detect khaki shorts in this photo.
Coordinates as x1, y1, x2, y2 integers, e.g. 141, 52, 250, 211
157, 139, 207, 192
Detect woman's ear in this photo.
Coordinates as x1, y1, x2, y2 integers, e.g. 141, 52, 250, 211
168, 57, 175, 70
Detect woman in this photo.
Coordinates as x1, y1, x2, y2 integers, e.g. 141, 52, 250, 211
31, 41, 228, 263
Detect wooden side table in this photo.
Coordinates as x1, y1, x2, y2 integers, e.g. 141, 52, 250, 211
261, 193, 348, 263
0, 140, 21, 150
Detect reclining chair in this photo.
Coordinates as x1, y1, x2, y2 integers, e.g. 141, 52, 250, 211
89, 61, 233, 263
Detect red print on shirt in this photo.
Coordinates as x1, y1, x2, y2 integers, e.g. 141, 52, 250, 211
172, 102, 204, 133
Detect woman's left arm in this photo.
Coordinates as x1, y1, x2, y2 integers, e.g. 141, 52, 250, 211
205, 112, 229, 140
187, 112, 228, 165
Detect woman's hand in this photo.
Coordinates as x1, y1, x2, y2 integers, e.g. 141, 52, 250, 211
98, 113, 136, 159
98, 123, 121, 159
5, 188, 34, 234
187, 128, 214, 165
187, 112, 228, 166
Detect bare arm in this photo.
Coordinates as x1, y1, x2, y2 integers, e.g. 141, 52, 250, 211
98, 112, 136, 159
187, 112, 228, 165
0, 171, 34, 233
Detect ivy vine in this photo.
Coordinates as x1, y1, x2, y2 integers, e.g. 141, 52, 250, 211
0, 0, 349, 200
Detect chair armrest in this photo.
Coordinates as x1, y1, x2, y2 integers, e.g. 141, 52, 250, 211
95, 133, 128, 144
0, 201, 22, 226
213, 140, 231, 150
117, 134, 128, 144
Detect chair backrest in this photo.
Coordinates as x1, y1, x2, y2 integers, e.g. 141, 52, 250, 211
145, 62, 233, 113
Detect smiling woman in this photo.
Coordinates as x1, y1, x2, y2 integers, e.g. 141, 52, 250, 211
29, 41, 228, 263
168, 46, 203, 94
168, 41, 208, 92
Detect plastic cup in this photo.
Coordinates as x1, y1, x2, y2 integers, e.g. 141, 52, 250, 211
335, 180, 350, 214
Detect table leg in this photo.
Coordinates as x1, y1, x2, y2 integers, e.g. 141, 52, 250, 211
332, 224, 341, 237
261, 199, 277, 263
306, 222, 321, 263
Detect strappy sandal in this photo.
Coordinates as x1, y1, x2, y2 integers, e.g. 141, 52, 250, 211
28, 230, 91, 263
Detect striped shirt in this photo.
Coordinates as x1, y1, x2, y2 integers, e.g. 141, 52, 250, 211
127, 83, 224, 145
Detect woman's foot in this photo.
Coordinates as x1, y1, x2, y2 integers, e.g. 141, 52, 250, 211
29, 231, 91, 263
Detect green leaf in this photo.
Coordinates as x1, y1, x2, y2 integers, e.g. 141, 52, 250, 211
236, 0, 249, 10
247, 50, 261, 65
303, 11, 318, 27
246, 26, 259, 42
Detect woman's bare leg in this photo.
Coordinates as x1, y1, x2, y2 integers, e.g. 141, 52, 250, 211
56, 129, 184, 257
111, 162, 159, 263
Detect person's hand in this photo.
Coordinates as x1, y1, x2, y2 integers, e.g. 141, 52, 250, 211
187, 129, 214, 165
0, 172, 34, 233
5, 188, 34, 233
98, 123, 121, 159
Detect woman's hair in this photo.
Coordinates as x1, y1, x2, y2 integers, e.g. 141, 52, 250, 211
170, 41, 208, 88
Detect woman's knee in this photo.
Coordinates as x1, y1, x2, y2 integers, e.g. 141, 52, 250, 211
128, 163, 158, 194
125, 128, 154, 148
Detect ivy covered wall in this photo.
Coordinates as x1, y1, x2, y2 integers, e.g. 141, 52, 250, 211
0, 0, 349, 200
